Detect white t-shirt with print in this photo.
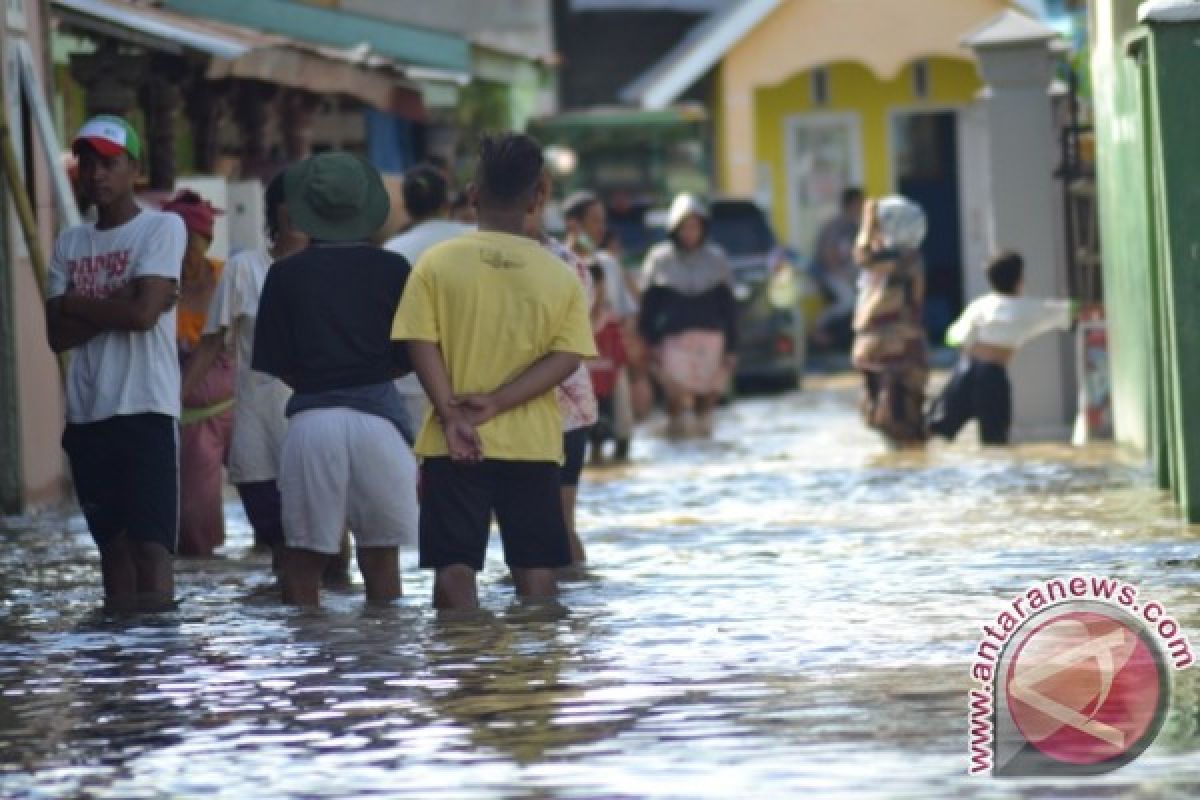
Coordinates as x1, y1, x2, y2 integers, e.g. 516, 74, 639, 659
203, 247, 291, 483
48, 209, 187, 424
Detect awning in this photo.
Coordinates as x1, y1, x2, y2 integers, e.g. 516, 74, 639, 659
51, 0, 426, 118
53, 0, 253, 58
162, 0, 472, 78
205, 48, 425, 120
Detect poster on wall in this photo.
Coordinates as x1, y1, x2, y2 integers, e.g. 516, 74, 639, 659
1073, 307, 1113, 445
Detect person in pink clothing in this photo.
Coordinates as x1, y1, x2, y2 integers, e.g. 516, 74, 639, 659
166, 190, 235, 557
535, 212, 599, 567
182, 175, 308, 572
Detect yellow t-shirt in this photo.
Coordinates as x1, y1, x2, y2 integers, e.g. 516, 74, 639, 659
392, 230, 598, 462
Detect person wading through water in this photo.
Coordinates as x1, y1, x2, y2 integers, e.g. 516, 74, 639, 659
393, 133, 597, 609
46, 115, 187, 611
253, 153, 418, 607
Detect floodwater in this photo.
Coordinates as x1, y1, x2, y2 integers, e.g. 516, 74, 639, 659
2, 376, 1199, 799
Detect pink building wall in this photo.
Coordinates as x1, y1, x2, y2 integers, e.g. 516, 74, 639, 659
4, 4, 69, 510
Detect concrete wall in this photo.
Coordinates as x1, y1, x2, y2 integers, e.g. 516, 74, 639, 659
717, 0, 1014, 196
971, 30, 1075, 439
749, 58, 983, 248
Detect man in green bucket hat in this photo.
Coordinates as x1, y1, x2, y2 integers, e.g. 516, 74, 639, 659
252, 152, 419, 608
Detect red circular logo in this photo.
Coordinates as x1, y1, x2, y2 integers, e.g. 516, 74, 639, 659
1005, 611, 1163, 765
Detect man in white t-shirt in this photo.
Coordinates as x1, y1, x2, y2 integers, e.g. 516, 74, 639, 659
383, 164, 471, 436
46, 116, 187, 612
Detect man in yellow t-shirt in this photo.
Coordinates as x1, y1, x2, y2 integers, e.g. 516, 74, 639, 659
392, 133, 598, 610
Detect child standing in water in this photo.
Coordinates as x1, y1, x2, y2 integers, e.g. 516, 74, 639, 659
927, 250, 1074, 445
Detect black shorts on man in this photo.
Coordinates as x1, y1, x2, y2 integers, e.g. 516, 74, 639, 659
419, 458, 572, 571
62, 413, 179, 552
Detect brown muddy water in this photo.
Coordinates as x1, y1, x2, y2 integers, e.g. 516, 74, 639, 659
2, 378, 1198, 799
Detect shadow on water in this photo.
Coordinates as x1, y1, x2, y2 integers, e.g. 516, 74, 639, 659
2, 381, 1200, 797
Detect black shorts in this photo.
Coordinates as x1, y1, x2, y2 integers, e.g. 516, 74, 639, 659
62, 413, 179, 553
236, 480, 284, 548
560, 427, 590, 488
419, 457, 571, 571
927, 358, 1012, 445
592, 396, 615, 442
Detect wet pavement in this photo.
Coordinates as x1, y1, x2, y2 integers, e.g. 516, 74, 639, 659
2, 376, 1199, 799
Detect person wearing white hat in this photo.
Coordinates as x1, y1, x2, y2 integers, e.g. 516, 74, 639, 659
638, 193, 738, 439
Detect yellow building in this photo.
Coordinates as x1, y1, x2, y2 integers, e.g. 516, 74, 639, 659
622, 0, 1047, 331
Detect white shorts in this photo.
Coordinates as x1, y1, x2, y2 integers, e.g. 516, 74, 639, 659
279, 408, 418, 554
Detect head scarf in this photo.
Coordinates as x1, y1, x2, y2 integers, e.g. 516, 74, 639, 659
162, 189, 223, 240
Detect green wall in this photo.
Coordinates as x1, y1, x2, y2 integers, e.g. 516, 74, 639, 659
1091, 0, 1158, 461
1092, 0, 1200, 519
1142, 20, 1200, 518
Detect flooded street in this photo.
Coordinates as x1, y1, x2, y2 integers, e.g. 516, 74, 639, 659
2, 376, 1199, 799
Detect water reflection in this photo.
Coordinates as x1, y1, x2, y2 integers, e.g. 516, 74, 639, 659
2, 378, 1199, 798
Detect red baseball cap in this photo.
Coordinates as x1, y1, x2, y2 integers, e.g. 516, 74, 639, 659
72, 115, 142, 160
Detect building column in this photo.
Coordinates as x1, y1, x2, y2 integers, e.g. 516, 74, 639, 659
233, 81, 277, 180
141, 56, 186, 190
187, 77, 232, 175
719, 67, 756, 196
281, 89, 320, 162
966, 11, 1074, 441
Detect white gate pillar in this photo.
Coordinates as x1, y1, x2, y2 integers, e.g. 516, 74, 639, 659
966, 11, 1074, 440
